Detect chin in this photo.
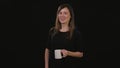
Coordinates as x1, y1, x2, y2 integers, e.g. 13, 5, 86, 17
60, 21, 66, 24
60, 22, 65, 24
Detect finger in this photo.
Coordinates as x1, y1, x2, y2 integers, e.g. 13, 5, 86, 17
61, 51, 66, 58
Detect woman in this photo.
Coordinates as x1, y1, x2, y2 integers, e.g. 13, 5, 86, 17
45, 4, 84, 68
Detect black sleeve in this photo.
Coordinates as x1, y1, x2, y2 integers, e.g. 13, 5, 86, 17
74, 30, 84, 52
46, 28, 54, 49
46, 32, 51, 49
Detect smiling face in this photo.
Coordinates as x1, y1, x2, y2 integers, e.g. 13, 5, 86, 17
58, 7, 71, 25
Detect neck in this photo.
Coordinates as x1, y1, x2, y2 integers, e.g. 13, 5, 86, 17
60, 24, 69, 32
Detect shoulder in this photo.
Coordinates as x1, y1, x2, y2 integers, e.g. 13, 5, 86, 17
49, 27, 54, 32
73, 28, 82, 39
48, 27, 55, 35
73, 28, 81, 36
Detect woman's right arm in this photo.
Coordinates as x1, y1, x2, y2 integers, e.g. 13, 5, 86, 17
45, 48, 49, 68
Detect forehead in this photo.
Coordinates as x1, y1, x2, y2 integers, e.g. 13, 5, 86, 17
59, 7, 70, 12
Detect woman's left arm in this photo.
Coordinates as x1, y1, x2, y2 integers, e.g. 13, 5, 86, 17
61, 49, 83, 58
68, 50, 83, 58
61, 30, 84, 58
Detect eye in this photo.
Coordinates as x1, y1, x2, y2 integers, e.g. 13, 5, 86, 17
59, 12, 62, 15
64, 12, 67, 15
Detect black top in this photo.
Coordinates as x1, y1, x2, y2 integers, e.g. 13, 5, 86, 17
46, 28, 84, 68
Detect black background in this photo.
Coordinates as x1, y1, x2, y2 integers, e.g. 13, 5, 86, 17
1, 0, 119, 68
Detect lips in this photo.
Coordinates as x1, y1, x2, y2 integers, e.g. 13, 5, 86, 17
59, 16, 66, 21
60, 18, 65, 21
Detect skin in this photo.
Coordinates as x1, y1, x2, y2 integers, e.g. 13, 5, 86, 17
58, 7, 71, 25
58, 7, 70, 32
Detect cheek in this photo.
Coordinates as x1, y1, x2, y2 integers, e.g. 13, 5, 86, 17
58, 14, 62, 18
58, 15, 61, 20
66, 15, 71, 20
65, 13, 70, 18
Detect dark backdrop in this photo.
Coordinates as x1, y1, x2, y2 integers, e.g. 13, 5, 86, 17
2, 0, 118, 68
31, 0, 114, 68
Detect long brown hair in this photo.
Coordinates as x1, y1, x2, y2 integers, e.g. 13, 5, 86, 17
50, 4, 75, 40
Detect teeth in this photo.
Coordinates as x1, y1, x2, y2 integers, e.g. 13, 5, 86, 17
61, 19, 65, 21
60, 18, 65, 21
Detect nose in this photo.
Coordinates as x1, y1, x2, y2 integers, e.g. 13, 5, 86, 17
60, 13, 66, 18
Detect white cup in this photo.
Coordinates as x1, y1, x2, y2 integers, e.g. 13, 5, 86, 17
54, 49, 62, 59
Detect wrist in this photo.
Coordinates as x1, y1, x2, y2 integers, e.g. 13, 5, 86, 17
67, 51, 71, 56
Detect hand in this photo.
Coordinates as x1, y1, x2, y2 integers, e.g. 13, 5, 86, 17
61, 49, 69, 58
